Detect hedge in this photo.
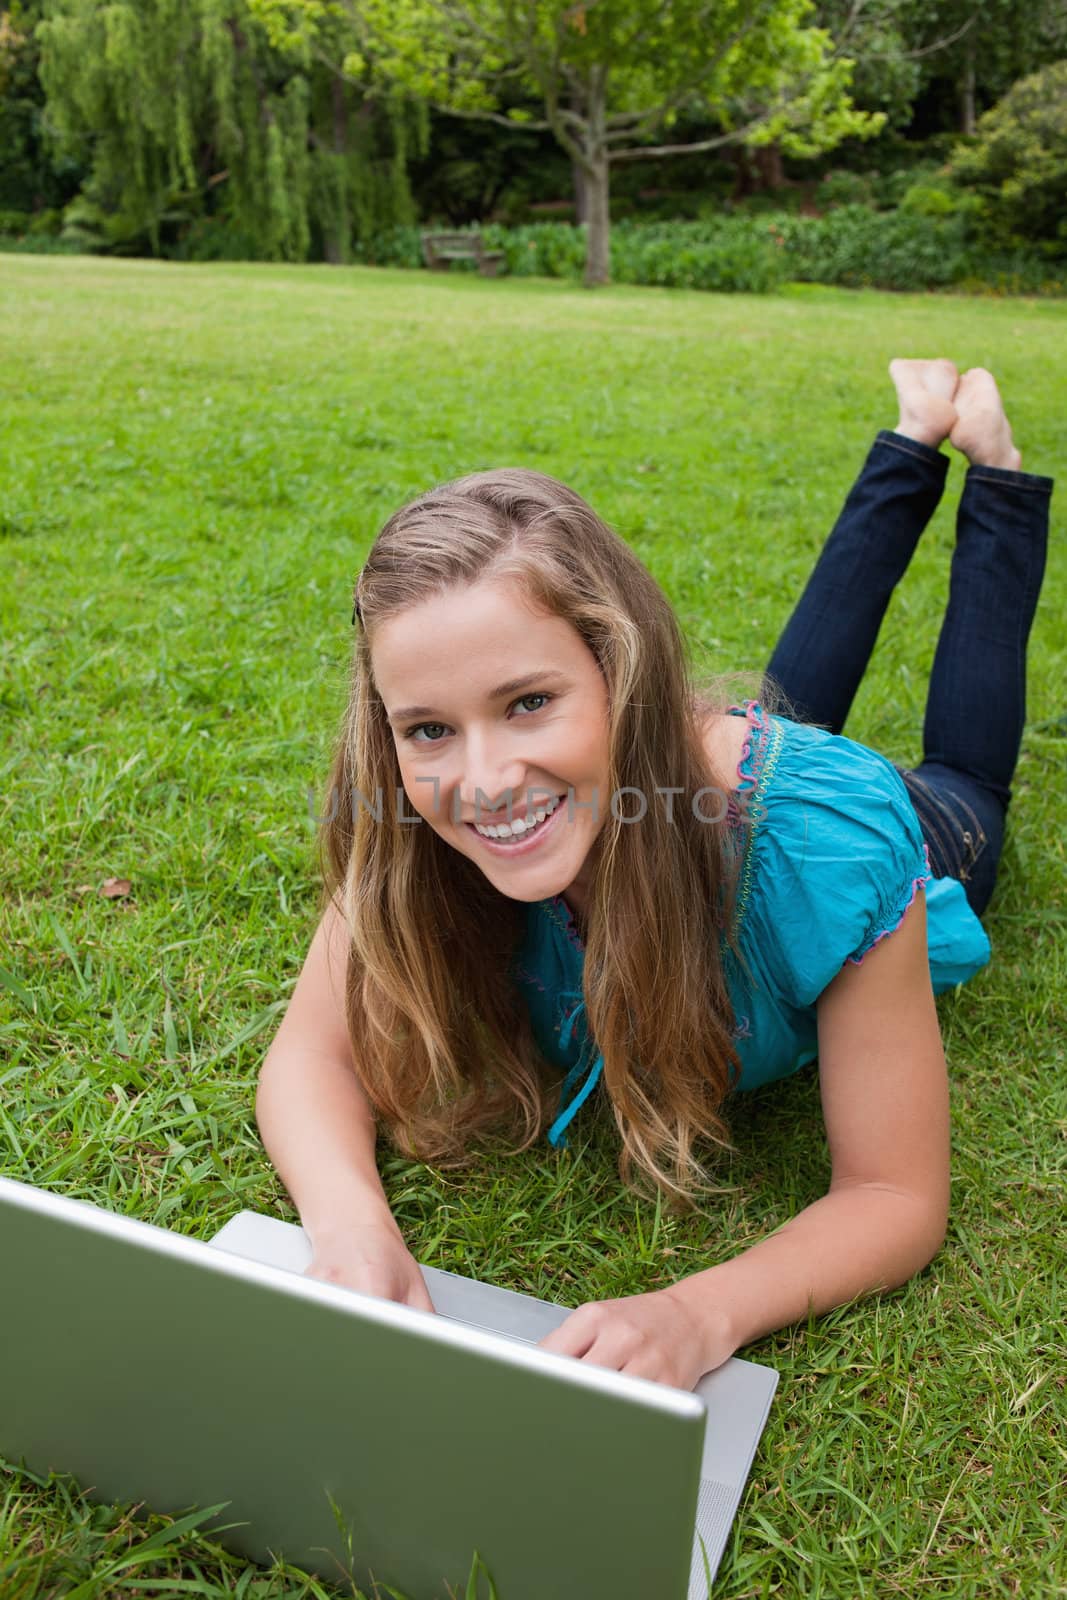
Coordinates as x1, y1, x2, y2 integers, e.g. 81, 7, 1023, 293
355, 211, 1067, 296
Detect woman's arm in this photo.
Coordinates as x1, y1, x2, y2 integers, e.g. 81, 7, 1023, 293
256, 898, 435, 1310
256, 897, 390, 1233
540, 888, 950, 1384
683, 884, 950, 1349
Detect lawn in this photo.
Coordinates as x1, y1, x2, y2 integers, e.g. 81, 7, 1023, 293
1, 255, 1064, 1599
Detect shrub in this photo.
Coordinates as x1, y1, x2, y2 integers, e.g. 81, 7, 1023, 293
771, 206, 972, 290
815, 170, 876, 210
871, 160, 948, 210
0, 234, 83, 254
352, 214, 1065, 297
168, 216, 266, 262
353, 224, 424, 268
948, 61, 1067, 250
0, 207, 62, 237
479, 221, 587, 278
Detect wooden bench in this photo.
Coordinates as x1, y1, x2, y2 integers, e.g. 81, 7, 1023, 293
420, 231, 506, 278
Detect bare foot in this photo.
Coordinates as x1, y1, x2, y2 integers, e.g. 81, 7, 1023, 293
889, 357, 960, 448
949, 369, 1022, 471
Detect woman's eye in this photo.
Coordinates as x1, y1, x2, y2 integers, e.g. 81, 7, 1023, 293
405, 692, 552, 744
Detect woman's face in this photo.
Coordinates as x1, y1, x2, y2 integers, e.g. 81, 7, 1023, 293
370, 578, 611, 916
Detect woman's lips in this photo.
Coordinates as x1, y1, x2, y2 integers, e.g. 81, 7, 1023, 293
466, 798, 567, 856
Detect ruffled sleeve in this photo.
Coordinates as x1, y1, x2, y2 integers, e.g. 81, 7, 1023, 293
740, 719, 933, 1013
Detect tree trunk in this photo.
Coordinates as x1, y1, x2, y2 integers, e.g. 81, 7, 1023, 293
582, 73, 610, 287
573, 159, 589, 223
731, 145, 754, 200
569, 91, 589, 222
958, 38, 976, 136
754, 141, 784, 190
584, 158, 610, 286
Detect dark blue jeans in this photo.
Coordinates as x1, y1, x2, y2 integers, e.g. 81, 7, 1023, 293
762, 430, 1053, 918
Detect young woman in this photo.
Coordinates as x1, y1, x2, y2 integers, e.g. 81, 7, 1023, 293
256, 359, 1053, 1391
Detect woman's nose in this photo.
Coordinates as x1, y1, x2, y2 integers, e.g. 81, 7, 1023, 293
462, 779, 526, 817
456, 732, 529, 809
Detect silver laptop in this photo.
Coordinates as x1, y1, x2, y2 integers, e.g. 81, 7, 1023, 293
0, 1175, 777, 1598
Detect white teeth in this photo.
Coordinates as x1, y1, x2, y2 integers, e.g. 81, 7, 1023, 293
474, 795, 561, 839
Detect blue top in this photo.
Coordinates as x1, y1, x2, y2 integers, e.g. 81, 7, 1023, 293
508, 700, 992, 1147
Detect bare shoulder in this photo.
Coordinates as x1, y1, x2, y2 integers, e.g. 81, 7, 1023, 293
699, 710, 751, 795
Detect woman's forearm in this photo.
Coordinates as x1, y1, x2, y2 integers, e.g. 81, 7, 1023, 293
673, 1183, 948, 1356
255, 1041, 395, 1241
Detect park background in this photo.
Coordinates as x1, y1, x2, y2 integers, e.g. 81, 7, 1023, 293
1, 0, 1066, 294
2, 2, 1066, 1598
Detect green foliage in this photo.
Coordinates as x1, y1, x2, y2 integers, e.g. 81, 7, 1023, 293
0, 228, 81, 251
947, 60, 1067, 250
168, 213, 280, 262
897, 175, 979, 220
0, 0, 84, 213
0, 197, 73, 248
815, 168, 877, 208
352, 221, 423, 267
873, 157, 950, 208
56, 189, 181, 254
354, 218, 783, 290
776, 204, 970, 286
774, 204, 1067, 291
252, 0, 883, 284
352, 213, 1065, 295
483, 221, 586, 280
901, 0, 1067, 131
619, 232, 783, 293
812, 0, 921, 128
35, 0, 423, 261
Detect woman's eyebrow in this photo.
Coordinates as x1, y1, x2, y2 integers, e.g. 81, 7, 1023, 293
388, 669, 571, 724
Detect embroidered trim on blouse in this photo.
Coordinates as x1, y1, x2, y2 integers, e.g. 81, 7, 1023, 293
846, 838, 934, 965
546, 897, 585, 954
513, 961, 549, 994
728, 700, 784, 941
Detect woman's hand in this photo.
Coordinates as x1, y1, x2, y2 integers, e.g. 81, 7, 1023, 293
303, 1217, 436, 1313
536, 1286, 736, 1391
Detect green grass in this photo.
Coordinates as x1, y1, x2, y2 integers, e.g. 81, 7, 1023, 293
1, 256, 1064, 1599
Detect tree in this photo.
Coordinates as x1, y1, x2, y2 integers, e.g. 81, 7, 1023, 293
899, 0, 1067, 136
947, 60, 1067, 250
812, 0, 922, 128
36, 0, 424, 259
252, 0, 883, 285
0, 0, 83, 216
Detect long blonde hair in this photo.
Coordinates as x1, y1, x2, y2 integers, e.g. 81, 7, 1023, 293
318, 468, 793, 1207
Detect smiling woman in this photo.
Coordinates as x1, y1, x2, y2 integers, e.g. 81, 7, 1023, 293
254, 359, 1053, 1389
371, 580, 615, 921
308, 463, 758, 1197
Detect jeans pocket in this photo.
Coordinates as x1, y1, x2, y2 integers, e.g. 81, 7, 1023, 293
938, 787, 989, 883
897, 768, 989, 884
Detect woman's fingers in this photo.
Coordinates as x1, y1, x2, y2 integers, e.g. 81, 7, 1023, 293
303, 1229, 437, 1314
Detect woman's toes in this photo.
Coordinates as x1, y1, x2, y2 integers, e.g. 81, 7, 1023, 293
950, 369, 1022, 471
889, 357, 960, 447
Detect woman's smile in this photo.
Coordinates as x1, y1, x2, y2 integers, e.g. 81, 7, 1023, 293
465, 793, 568, 855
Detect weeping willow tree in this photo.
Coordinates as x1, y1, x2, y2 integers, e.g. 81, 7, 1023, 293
36, 0, 426, 258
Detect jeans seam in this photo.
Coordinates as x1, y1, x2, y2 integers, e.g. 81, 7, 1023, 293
876, 431, 950, 471
1011, 510, 1038, 780
966, 468, 1054, 493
